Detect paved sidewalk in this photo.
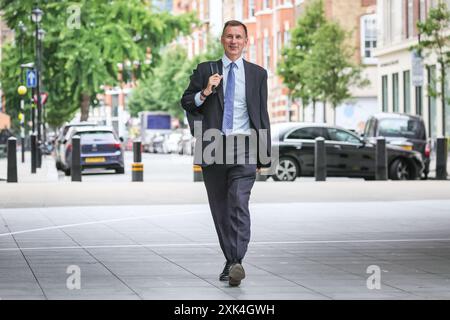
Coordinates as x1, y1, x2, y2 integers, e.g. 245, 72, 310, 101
1, 201, 450, 300
0, 152, 58, 183
1, 180, 450, 208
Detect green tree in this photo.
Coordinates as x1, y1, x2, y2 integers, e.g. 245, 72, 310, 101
0, 0, 194, 132
413, 1, 450, 136
277, 0, 326, 121
308, 21, 368, 123
128, 40, 223, 121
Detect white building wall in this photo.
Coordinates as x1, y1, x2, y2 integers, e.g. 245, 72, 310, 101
375, 0, 450, 138
209, 1, 223, 37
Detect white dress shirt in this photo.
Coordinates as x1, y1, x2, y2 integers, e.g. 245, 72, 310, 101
194, 55, 251, 135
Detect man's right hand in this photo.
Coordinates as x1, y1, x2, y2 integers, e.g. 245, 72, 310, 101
205, 73, 223, 96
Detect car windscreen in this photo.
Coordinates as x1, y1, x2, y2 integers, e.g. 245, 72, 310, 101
78, 131, 116, 143
378, 119, 423, 139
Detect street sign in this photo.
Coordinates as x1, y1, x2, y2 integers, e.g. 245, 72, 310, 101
33, 92, 48, 105
26, 70, 37, 88
412, 50, 424, 87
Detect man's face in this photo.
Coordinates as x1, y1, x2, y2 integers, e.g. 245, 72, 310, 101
221, 25, 248, 59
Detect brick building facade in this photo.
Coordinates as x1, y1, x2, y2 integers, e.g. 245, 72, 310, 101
376, 0, 450, 138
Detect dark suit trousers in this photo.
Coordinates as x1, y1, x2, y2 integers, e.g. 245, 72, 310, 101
202, 136, 257, 263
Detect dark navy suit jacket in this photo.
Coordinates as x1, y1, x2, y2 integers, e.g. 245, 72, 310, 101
180, 58, 271, 168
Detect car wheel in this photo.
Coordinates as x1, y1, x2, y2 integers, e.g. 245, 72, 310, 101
389, 158, 416, 180
272, 157, 299, 181
421, 171, 428, 180
115, 167, 125, 174
64, 167, 71, 176
55, 161, 62, 171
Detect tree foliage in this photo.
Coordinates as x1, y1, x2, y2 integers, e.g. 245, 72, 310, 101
278, 0, 326, 108
278, 0, 368, 123
307, 22, 369, 122
413, 1, 450, 135
128, 40, 223, 121
0, 0, 194, 132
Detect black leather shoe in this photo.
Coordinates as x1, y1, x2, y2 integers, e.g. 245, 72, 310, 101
228, 263, 245, 287
219, 261, 232, 281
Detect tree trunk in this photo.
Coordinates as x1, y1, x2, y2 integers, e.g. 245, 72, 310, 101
298, 100, 306, 122
287, 95, 292, 122
323, 101, 327, 123
333, 104, 336, 125
80, 93, 91, 122
312, 99, 316, 122
441, 62, 446, 136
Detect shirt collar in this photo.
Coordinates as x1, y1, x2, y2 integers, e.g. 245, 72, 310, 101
222, 54, 244, 70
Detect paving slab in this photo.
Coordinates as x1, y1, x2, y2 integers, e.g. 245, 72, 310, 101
1, 201, 450, 299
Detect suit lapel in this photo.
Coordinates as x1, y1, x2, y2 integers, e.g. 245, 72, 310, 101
244, 59, 257, 127
217, 59, 224, 110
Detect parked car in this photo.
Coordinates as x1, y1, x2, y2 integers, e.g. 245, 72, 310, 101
151, 133, 166, 153
0, 128, 13, 159
55, 121, 97, 170
164, 131, 183, 154
363, 113, 430, 179
178, 129, 195, 155
271, 122, 424, 181
60, 126, 124, 175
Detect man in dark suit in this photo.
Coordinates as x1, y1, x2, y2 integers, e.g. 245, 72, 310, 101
181, 20, 271, 287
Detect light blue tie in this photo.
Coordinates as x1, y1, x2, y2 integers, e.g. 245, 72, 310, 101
222, 62, 236, 135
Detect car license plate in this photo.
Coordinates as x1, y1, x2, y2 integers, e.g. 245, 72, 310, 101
85, 157, 105, 163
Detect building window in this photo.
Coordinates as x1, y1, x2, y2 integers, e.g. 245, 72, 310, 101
407, 0, 414, 38
419, 0, 426, 22
384, 0, 393, 44
382, 75, 388, 112
384, 0, 402, 45
199, 0, 204, 20
393, 73, 399, 112
264, 0, 270, 9
404, 70, 411, 114
112, 94, 119, 117
360, 14, 377, 64
446, 67, 450, 136
202, 31, 207, 54
263, 35, 270, 70
249, 37, 256, 63
284, 29, 290, 46
428, 65, 437, 137
248, 0, 255, 17
277, 31, 282, 56
416, 86, 423, 116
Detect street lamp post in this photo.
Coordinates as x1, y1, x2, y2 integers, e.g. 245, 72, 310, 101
31, 7, 43, 168
18, 21, 26, 163
21, 62, 35, 132
38, 28, 46, 144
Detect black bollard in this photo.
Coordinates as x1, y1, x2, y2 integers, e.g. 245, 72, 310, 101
132, 140, 143, 182
193, 165, 203, 182
37, 140, 42, 169
315, 137, 326, 181
436, 137, 448, 180
21, 137, 25, 163
71, 135, 82, 182
7, 137, 18, 183
376, 137, 388, 180
31, 133, 37, 174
